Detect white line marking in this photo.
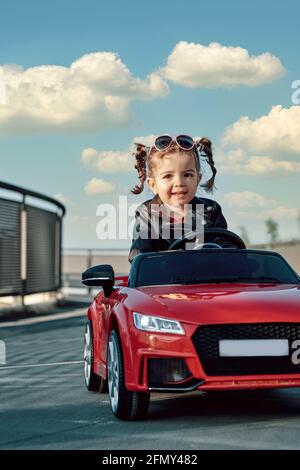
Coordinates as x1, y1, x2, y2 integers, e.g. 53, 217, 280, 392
7, 338, 82, 346
0, 340, 5, 365
0, 385, 85, 388
0, 360, 84, 370
0, 375, 82, 380
0, 378, 77, 382
0, 309, 87, 328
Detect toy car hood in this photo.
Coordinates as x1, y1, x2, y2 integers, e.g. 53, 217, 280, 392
124, 283, 300, 325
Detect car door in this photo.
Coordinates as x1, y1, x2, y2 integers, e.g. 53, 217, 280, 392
93, 291, 107, 372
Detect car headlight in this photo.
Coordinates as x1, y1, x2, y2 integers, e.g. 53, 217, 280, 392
133, 312, 185, 335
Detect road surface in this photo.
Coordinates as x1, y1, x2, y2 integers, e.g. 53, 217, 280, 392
1, 313, 300, 450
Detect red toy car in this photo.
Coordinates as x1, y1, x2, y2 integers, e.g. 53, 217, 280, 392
82, 228, 300, 420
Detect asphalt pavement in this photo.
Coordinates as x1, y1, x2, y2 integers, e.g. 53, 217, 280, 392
1, 312, 300, 450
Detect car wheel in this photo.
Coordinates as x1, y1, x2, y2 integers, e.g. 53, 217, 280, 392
84, 320, 102, 392
108, 330, 150, 420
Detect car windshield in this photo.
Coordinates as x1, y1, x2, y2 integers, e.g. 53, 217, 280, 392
135, 250, 300, 287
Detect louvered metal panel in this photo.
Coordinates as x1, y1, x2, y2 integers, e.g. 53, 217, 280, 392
0, 199, 21, 295
26, 206, 61, 294
0, 181, 65, 299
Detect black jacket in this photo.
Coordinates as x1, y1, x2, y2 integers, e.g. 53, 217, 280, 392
128, 194, 228, 263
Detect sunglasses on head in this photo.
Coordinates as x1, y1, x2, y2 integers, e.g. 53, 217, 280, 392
152, 135, 197, 152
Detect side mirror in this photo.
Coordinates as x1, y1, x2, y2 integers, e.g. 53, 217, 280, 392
82, 264, 114, 297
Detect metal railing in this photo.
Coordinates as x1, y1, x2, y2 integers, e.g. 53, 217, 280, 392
0, 181, 65, 305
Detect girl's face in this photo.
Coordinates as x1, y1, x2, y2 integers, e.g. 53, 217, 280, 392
146, 152, 201, 209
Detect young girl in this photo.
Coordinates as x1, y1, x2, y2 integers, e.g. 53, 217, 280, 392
128, 134, 228, 263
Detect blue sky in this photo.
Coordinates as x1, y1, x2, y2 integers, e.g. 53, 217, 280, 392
1, 0, 300, 247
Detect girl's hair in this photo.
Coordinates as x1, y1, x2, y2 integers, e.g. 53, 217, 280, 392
131, 137, 216, 195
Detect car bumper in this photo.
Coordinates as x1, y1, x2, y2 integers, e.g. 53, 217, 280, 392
125, 323, 300, 392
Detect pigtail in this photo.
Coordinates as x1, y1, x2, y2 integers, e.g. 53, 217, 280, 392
197, 137, 216, 192
130, 143, 148, 195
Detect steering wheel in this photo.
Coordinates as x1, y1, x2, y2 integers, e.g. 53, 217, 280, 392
169, 227, 246, 250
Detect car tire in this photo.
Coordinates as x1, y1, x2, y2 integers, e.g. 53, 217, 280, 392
108, 330, 150, 420
84, 320, 103, 392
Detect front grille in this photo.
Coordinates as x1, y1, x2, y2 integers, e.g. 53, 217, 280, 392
192, 323, 300, 376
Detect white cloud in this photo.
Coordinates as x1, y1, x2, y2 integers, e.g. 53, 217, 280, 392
0, 53, 169, 133
224, 191, 277, 209
245, 157, 300, 174
222, 191, 299, 243
84, 177, 115, 195
268, 206, 299, 219
54, 193, 73, 206
162, 41, 285, 88
0, 43, 286, 134
217, 105, 300, 176
82, 148, 132, 173
223, 191, 299, 221
222, 105, 300, 156
133, 134, 158, 147
81, 134, 157, 173
229, 205, 299, 223
218, 154, 300, 176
